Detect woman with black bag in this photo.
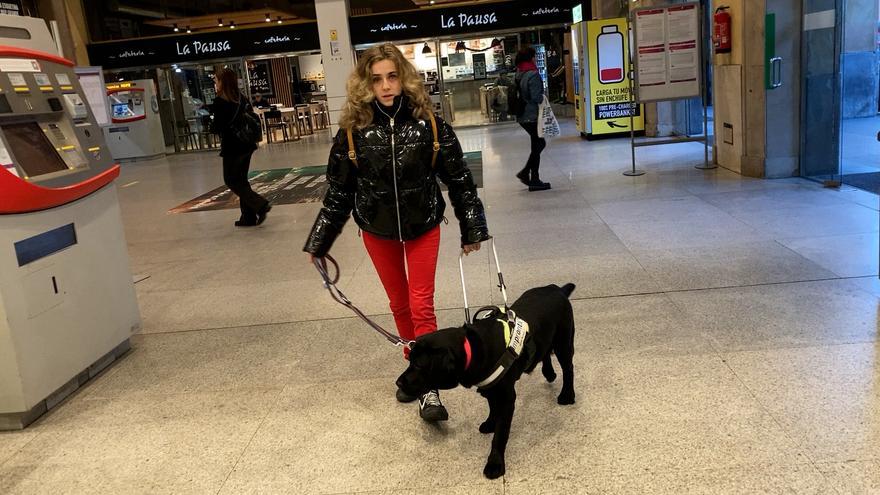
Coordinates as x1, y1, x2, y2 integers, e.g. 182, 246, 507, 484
211, 68, 271, 227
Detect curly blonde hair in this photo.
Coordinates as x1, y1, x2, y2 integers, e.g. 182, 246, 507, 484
339, 44, 434, 130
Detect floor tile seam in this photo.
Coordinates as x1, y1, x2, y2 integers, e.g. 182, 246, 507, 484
498, 459, 827, 487
79, 385, 288, 403
138, 275, 861, 337
0, 431, 43, 470
713, 345, 830, 474
215, 386, 286, 495
768, 239, 850, 278
713, 338, 880, 360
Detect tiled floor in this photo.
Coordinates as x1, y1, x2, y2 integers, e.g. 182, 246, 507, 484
2, 119, 879, 494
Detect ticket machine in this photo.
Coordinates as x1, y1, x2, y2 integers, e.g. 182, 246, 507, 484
0, 14, 141, 430
102, 79, 164, 161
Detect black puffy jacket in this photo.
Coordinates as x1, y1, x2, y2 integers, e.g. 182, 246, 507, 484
304, 96, 489, 257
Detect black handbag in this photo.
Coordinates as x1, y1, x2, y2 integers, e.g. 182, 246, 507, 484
228, 100, 262, 145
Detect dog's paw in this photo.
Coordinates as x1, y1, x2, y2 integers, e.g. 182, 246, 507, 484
479, 419, 495, 434
542, 368, 557, 383
557, 390, 576, 405
483, 456, 505, 479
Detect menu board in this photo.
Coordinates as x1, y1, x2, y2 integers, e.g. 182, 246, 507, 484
632, 2, 702, 102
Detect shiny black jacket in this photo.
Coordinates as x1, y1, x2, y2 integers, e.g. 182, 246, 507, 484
304, 96, 489, 257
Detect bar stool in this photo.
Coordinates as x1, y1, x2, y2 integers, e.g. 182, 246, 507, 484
295, 104, 314, 135
309, 102, 328, 130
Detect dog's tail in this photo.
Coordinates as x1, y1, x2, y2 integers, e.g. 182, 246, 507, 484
560, 283, 576, 298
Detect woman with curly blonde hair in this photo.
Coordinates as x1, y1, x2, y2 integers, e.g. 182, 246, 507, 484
304, 44, 490, 422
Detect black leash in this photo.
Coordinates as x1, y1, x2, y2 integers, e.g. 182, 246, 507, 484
312, 255, 413, 349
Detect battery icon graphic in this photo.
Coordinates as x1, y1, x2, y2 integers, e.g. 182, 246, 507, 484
597, 25, 625, 84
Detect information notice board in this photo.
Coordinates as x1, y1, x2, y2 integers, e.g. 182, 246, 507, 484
631, 2, 702, 102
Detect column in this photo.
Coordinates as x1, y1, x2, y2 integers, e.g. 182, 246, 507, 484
315, 0, 356, 135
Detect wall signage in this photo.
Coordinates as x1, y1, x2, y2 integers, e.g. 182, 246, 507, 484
586, 18, 645, 135
88, 23, 320, 69
350, 0, 574, 44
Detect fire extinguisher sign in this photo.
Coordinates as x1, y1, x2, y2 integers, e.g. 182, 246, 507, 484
586, 18, 645, 135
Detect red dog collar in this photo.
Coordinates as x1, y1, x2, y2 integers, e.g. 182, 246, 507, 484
463, 336, 472, 370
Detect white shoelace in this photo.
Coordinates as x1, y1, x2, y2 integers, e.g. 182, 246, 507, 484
420, 390, 442, 408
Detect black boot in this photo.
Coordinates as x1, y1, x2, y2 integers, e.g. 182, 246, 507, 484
528, 180, 551, 192
515, 168, 531, 186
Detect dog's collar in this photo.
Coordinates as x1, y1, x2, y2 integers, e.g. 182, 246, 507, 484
463, 336, 472, 370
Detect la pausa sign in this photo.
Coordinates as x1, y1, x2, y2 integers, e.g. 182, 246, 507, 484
176, 39, 233, 56
441, 12, 499, 29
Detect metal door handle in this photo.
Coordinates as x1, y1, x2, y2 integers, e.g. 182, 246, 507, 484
770, 57, 783, 89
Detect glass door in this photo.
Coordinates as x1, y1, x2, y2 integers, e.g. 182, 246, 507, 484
168, 61, 245, 152
800, 0, 843, 180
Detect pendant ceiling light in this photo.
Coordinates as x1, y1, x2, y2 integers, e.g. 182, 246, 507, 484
490, 38, 502, 48
455, 41, 466, 52
422, 42, 432, 54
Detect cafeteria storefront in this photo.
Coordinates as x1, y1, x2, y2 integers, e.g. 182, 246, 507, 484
349, 1, 576, 127
87, 23, 324, 153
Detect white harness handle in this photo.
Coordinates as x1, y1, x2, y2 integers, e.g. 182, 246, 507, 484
459, 237, 508, 323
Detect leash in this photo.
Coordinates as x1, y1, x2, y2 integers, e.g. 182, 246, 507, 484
312, 255, 413, 349
459, 237, 510, 324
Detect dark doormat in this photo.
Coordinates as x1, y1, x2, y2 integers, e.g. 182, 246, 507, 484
169, 151, 483, 214
841, 172, 880, 195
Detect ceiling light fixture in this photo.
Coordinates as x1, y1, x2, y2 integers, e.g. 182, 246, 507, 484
422, 42, 432, 54
490, 38, 502, 48
173, 23, 179, 32
265, 13, 271, 22
229, 21, 235, 29
217, 18, 223, 27
277, 16, 283, 24
186, 26, 191, 33
455, 41, 466, 52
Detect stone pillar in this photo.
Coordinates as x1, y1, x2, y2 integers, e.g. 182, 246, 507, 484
315, 0, 356, 135
712, 0, 769, 177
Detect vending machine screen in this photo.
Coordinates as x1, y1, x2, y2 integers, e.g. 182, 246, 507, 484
112, 103, 131, 118
1, 123, 69, 178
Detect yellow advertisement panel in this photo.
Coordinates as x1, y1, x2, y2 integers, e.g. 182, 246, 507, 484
586, 18, 644, 135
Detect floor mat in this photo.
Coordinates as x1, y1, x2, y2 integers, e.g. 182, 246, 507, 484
169, 152, 483, 214
841, 172, 880, 195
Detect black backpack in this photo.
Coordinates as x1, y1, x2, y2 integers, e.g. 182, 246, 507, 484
228, 101, 262, 145
506, 73, 527, 118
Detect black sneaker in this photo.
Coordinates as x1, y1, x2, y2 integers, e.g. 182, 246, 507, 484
515, 169, 531, 186
528, 181, 552, 192
256, 204, 272, 226
418, 390, 449, 422
396, 387, 418, 403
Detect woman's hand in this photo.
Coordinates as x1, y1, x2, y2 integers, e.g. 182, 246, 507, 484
462, 242, 482, 256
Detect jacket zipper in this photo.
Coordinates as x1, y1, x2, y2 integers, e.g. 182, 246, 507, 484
377, 100, 404, 241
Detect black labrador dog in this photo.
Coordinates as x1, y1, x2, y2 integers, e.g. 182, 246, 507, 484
396, 283, 576, 479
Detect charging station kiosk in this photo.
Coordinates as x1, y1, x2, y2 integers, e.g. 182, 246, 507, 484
0, 14, 141, 430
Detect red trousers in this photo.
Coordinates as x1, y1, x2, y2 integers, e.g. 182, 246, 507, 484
363, 225, 441, 359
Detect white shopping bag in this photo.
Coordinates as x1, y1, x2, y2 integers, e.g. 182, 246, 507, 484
537, 95, 561, 139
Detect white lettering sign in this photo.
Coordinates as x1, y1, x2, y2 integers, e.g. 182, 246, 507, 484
442, 12, 498, 29
119, 50, 145, 58
532, 7, 560, 15
380, 23, 410, 32
176, 40, 232, 56
265, 35, 290, 44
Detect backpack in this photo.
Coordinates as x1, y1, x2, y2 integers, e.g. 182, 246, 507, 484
507, 73, 528, 118
347, 112, 440, 168
228, 101, 262, 146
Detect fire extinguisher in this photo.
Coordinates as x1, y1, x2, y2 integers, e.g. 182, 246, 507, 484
713, 6, 732, 54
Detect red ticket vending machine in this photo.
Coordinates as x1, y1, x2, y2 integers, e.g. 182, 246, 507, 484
0, 15, 141, 430
103, 79, 165, 160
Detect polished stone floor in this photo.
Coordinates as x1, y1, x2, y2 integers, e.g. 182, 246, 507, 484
2, 120, 880, 494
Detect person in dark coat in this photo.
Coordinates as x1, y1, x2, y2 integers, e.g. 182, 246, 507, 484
210, 68, 270, 227
303, 44, 490, 423
514, 47, 551, 191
